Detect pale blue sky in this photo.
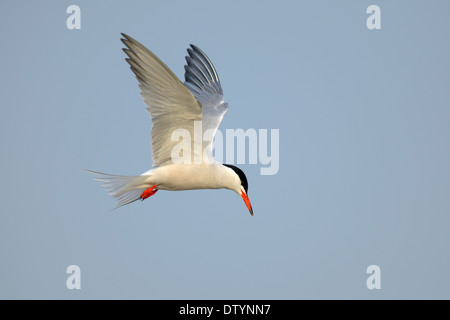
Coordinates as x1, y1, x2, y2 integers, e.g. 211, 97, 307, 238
0, 1, 449, 299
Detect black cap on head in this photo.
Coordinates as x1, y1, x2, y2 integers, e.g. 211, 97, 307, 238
223, 164, 248, 194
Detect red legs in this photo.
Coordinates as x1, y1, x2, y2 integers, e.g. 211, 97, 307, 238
140, 184, 158, 200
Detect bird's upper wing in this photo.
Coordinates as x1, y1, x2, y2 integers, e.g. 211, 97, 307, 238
183, 45, 228, 162
121, 33, 203, 166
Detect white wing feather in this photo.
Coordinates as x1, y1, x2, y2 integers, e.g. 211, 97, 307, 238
121, 33, 202, 166
121, 34, 227, 166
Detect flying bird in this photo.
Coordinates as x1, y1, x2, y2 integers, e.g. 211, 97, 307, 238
87, 33, 253, 215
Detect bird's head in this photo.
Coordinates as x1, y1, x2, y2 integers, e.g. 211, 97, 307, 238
223, 164, 253, 216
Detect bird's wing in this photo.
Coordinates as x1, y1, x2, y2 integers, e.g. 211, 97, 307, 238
121, 33, 203, 166
183, 45, 228, 162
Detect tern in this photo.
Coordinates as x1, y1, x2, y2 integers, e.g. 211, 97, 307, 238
87, 33, 253, 215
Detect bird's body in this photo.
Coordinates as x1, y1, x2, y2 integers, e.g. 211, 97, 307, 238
88, 33, 253, 215
141, 164, 240, 192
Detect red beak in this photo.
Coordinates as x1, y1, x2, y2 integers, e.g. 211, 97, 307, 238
241, 191, 253, 216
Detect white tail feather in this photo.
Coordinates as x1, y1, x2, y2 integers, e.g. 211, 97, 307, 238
85, 170, 151, 209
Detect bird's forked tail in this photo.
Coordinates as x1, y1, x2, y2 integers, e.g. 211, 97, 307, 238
85, 170, 152, 209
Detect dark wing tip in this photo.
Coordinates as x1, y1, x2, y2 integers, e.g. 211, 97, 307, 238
190, 44, 200, 52
120, 33, 135, 50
